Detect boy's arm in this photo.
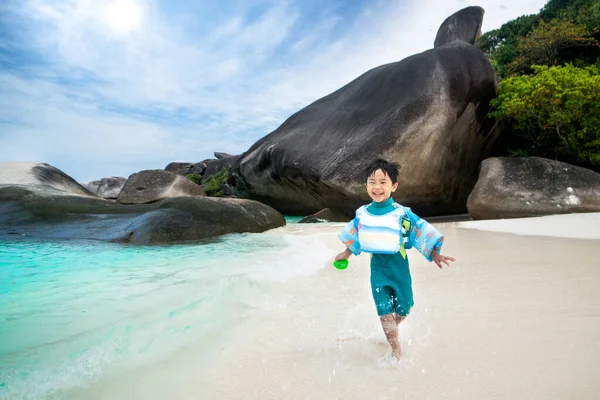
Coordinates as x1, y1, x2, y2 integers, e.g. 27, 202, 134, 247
337, 217, 361, 256
405, 208, 445, 262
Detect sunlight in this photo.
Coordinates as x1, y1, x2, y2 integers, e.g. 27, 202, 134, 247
101, 0, 144, 35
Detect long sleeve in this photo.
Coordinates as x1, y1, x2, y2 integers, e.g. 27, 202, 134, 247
338, 216, 361, 256
405, 208, 444, 262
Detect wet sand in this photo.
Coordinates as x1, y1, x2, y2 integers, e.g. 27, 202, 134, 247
66, 214, 600, 400
200, 215, 600, 400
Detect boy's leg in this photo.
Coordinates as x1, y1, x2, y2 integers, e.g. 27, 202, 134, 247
393, 313, 406, 325
371, 268, 404, 359
380, 313, 402, 360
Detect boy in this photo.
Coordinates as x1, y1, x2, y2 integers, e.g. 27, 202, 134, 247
335, 158, 455, 360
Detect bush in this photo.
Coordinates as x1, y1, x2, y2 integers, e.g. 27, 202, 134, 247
186, 174, 201, 184
202, 168, 229, 197
490, 64, 600, 170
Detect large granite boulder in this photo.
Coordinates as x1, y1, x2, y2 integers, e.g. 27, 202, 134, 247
165, 162, 193, 174
0, 162, 98, 197
434, 6, 483, 48
466, 157, 600, 220
84, 177, 126, 199
230, 6, 498, 217
0, 163, 285, 244
117, 169, 206, 204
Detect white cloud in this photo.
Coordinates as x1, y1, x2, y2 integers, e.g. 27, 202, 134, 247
0, 0, 548, 182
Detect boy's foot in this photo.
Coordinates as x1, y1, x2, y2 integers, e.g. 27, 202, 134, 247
379, 352, 401, 366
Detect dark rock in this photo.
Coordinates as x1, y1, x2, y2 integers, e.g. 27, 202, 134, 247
117, 197, 284, 244
219, 183, 235, 197
84, 177, 126, 199
204, 156, 240, 181
298, 208, 352, 223
466, 157, 600, 220
0, 163, 286, 244
117, 170, 206, 204
165, 162, 194, 174
434, 6, 484, 48
0, 162, 98, 197
230, 8, 498, 217
214, 152, 234, 159
165, 162, 207, 176
0, 188, 286, 244
190, 162, 208, 176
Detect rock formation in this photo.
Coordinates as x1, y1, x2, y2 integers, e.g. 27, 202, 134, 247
467, 157, 600, 219
84, 177, 126, 199
0, 162, 285, 244
117, 170, 206, 204
230, 6, 498, 217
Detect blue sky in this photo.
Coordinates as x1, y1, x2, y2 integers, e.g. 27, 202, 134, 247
0, 0, 548, 183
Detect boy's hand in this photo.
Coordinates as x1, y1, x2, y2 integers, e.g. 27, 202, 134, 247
431, 250, 455, 269
335, 248, 352, 261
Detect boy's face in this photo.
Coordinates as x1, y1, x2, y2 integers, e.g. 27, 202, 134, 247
366, 169, 398, 203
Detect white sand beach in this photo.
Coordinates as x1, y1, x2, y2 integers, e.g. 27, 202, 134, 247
69, 213, 600, 400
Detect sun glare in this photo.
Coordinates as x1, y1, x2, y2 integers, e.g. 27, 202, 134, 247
102, 0, 144, 35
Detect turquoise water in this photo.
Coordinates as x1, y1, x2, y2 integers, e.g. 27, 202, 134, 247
284, 216, 304, 224
0, 223, 330, 399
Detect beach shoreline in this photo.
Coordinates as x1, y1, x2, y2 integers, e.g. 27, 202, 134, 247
198, 214, 600, 400
53, 213, 600, 400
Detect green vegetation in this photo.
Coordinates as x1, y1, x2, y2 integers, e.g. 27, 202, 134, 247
508, 19, 597, 75
476, 0, 600, 78
202, 167, 229, 197
491, 64, 600, 169
476, 14, 539, 77
186, 174, 201, 184
539, 0, 600, 31
475, 0, 600, 171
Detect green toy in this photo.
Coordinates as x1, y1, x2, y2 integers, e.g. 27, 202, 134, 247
333, 259, 349, 270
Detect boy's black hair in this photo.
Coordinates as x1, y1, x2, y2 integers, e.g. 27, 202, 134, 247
364, 158, 401, 184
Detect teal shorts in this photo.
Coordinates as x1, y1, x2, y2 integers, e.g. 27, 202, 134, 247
370, 252, 414, 316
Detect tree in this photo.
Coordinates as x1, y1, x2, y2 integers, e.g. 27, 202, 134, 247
540, 0, 600, 32
476, 14, 539, 77
508, 19, 598, 75
490, 64, 600, 170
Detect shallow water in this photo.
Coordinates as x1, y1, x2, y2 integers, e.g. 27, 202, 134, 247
0, 224, 334, 400
4, 215, 600, 400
